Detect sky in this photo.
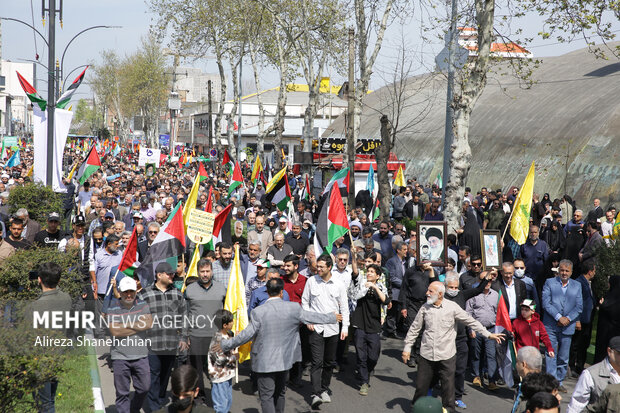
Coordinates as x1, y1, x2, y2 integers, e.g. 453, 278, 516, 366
1, 0, 618, 101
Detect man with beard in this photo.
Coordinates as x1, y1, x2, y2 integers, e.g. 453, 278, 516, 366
460, 255, 484, 290
385, 242, 410, 339
248, 215, 273, 259
403, 193, 424, 220
285, 222, 309, 259
241, 240, 262, 284
212, 242, 234, 288
183, 258, 227, 404
485, 199, 506, 230
402, 281, 505, 412
372, 221, 393, 260
520, 226, 549, 282
425, 228, 444, 261
138, 222, 160, 263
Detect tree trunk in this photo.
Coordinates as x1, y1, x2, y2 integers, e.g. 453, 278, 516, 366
273, 62, 287, 170
444, 0, 495, 233
377, 115, 392, 221
248, 41, 266, 162
214, 55, 227, 165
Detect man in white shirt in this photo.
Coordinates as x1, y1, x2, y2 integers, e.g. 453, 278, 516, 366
601, 210, 615, 245
567, 336, 620, 413
302, 254, 349, 409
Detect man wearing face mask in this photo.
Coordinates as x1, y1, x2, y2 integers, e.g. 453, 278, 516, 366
183, 259, 226, 404
513, 259, 541, 311
402, 281, 505, 412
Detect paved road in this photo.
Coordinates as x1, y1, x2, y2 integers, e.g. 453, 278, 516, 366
96, 337, 578, 412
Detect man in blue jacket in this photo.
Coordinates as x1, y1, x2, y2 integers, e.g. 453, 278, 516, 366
569, 260, 596, 377
542, 259, 583, 392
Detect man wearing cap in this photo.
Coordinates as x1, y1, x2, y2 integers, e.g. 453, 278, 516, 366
273, 217, 290, 239
34, 213, 65, 248
245, 259, 270, 305
59, 215, 90, 274
183, 258, 227, 404
107, 277, 153, 413
567, 336, 620, 413
138, 261, 188, 411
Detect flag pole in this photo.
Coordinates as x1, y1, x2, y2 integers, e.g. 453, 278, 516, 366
501, 188, 524, 240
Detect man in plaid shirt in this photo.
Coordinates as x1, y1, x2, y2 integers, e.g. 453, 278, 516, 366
138, 261, 188, 411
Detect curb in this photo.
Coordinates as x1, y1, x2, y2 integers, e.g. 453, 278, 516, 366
86, 330, 105, 413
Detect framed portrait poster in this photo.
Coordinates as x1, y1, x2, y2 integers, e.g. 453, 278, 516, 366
480, 229, 501, 270
416, 221, 448, 266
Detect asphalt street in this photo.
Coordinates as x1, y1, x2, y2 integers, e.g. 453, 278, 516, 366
96, 337, 577, 412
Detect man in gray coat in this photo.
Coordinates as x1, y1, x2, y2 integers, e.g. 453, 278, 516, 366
218, 278, 342, 413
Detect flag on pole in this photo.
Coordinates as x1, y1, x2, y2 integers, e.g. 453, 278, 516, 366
434, 173, 442, 188
299, 174, 311, 201
394, 164, 406, 187
495, 291, 516, 388
228, 161, 243, 196
367, 164, 375, 195
198, 162, 209, 183
76, 145, 102, 185
222, 150, 233, 174
118, 227, 140, 278
265, 166, 291, 211
56, 66, 88, 109
6, 149, 20, 168
136, 202, 186, 286
251, 156, 263, 184
182, 247, 201, 293
205, 186, 213, 213
510, 161, 536, 245
67, 162, 78, 181
372, 198, 381, 221
183, 173, 201, 230
315, 187, 350, 255
224, 244, 251, 363
16, 71, 47, 111
322, 167, 350, 196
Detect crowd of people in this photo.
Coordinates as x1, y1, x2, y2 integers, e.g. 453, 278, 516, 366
7, 144, 620, 413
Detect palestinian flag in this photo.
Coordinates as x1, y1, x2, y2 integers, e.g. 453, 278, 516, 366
16, 71, 47, 111
322, 167, 350, 196
222, 150, 234, 174
205, 185, 213, 213
206, 203, 233, 251
265, 166, 291, 211
251, 156, 263, 184
228, 161, 243, 196
198, 162, 209, 183
136, 202, 186, 286
76, 145, 102, 185
299, 174, 311, 201
495, 291, 516, 388
0, 140, 8, 160
372, 198, 381, 221
118, 227, 139, 278
315, 186, 350, 255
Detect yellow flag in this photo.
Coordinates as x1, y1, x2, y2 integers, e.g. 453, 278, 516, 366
251, 156, 263, 182
26, 164, 34, 177
266, 166, 287, 193
67, 162, 78, 180
510, 161, 536, 245
604, 211, 620, 241
182, 173, 201, 230
182, 247, 201, 293
224, 244, 251, 363
394, 165, 406, 187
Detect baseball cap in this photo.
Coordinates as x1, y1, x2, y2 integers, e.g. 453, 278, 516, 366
132, 212, 143, 219
279, 217, 288, 223
48, 212, 61, 222
520, 299, 536, 311
104, 211, 115, 219
73, 215, 86, 225
608, 336, 620, 352
412, 396, 445, 413
155, 262, 175, 275
118, 277, 138, 292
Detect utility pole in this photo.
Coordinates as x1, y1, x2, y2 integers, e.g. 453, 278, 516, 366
441, 0, 458, 208
236, 60, 242, 162
44, 0, 62, 187
346, 28, 356, 206
207, 79, 213, 147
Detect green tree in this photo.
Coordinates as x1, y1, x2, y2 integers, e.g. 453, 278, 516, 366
8, 182, 63, 226
71, 98, 102, 135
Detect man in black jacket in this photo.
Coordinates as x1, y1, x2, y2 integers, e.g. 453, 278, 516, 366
403, 193, 424, 220
492, 262, 528, 322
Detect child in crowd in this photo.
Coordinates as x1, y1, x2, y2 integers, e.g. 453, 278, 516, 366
208, 309, 238, 413
512, 299, 555, 358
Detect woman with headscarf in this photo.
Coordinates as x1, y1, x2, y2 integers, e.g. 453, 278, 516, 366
594, 275, 620, 363
458, 207, 481, 256
541, 193, 552, 211
542, 220, 566, 255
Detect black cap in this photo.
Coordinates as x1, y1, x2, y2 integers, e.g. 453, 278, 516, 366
609, 336, 620, 352
155, 262, 175, 275
73, 215, 86, 225
48, 212, 61, 221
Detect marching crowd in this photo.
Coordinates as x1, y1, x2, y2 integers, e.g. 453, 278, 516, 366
5, 145, 620, 413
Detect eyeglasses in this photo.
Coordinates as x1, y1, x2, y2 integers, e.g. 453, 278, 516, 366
148, 231, 159, 235
337, 258, 348, 261
472, 262, 482, 267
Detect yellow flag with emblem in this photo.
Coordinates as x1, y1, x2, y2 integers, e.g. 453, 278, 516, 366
224, 244, 251, 363
603, 211, 620, 241
510, 161, 536, 245
182, 247, 200, 293
394, 164, 406, 187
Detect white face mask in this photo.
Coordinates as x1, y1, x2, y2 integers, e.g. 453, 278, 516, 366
445, 289, 459, 297
514, 269, 525, 278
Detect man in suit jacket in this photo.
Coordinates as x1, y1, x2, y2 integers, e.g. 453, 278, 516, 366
569, 260, 596, 376
220, 278, 340, 413
542, 259, 583, 390
579, 221, 604, 267
384, 241, 408, 338
491, 262, 528, 321
137, 222, 160, 263
15, 208, 41, 243
586, 198, 604, 224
